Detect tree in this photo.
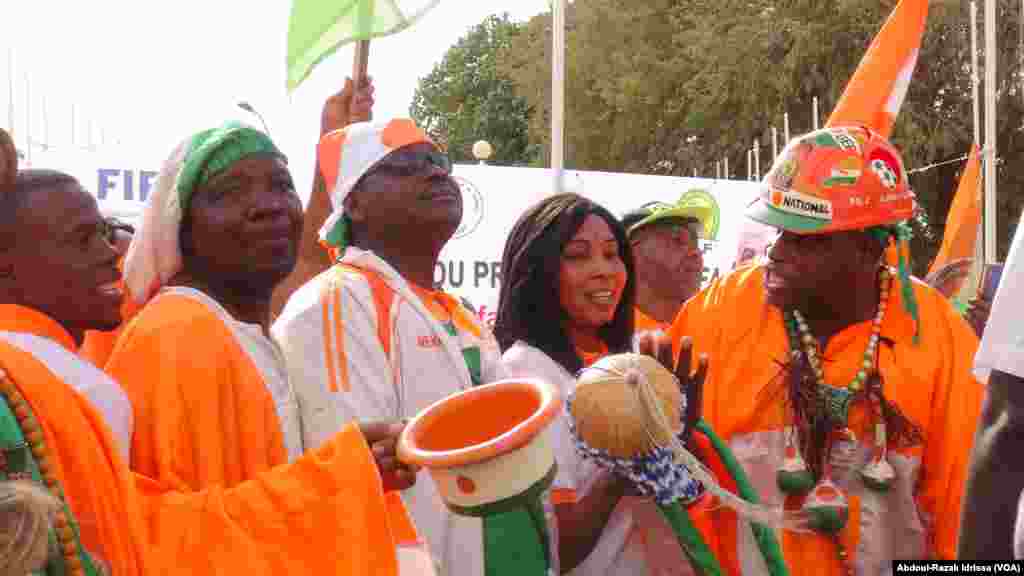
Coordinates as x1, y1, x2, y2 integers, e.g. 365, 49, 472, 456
410, 14, 541, 166
501, 0, 1024, 270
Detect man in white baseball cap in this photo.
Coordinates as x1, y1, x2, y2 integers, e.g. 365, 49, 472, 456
272, 118, 506, 576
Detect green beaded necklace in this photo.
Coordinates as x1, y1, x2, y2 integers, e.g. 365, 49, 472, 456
776, 267, 898, 575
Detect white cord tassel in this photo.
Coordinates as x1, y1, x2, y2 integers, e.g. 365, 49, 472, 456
623, 358, 811, 532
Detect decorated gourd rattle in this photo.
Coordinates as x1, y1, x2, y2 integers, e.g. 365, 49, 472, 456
398, 378, 562, 576
570, 353, 798, 576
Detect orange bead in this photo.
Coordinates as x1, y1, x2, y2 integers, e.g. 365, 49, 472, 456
54, 511, 69, 529
25, 430, 43, 446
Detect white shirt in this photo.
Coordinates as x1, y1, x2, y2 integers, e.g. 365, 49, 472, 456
501, 341, 696, 576
272, 248, 505, 576
975, 210, 1024, 382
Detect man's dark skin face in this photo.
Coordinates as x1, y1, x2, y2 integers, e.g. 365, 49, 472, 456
181, 155, 303, 298
0, 181, 122, 342
346, 142, 462, 247
764, 229, 880, 314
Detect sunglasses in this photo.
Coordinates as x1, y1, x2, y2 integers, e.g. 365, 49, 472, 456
371, 148, 453, 178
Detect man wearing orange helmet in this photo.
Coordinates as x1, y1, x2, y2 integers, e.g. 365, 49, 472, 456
666, 126, 983, 575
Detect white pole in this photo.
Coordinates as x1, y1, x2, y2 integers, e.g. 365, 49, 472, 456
984, 0, 998, 263
692, 168, 697, 177
784, 113, 791, 142
772, 126, 779, 161
23, 72, 30, 165
971, 1, 981, 145
41, 95, 48, 150
747, 149, 752, 180
6, 47, 13, 140
551, 0, 566, 196
724, 156, 729, 179
716, 161, 721, 179
971, 1, 984, 277
753, 139, 760, 179
812, 97, 820, 130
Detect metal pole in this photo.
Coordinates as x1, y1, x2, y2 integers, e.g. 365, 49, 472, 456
972, 1, 982, 145
724, 156, 729, 179
41, 95, 48, 150
23, 72, 30, 164
6, 47, 13, 140
716, 161, 721, 179
747, 149, 752, 180
971, 1, 984, 275
784, 113, 791, 142
772, 126, 779, 161
551, 0, 566, 196
753, 139, 761, 179
812, 97, 820, 130
984, 0, 998, 262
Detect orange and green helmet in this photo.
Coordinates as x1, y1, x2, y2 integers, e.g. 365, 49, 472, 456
746, 125, 916, 234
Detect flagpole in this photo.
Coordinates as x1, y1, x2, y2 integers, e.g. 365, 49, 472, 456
753, 139, 760, 179
971, 1, 981, 144
984, 0, 997, 263
970, 1, 985, 282
23, 71, 30, 165
6, 47, 13, 140
41, 94, 48, 150
552, 0, 566, 196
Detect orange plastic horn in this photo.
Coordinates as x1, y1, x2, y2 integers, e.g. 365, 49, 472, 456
397, 378, 562, 513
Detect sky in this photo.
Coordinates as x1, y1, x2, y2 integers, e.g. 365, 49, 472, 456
2, 0, 552, 201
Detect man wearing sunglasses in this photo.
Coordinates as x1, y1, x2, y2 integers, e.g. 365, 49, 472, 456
273, 119, 505, 576
622, 199, 710, 331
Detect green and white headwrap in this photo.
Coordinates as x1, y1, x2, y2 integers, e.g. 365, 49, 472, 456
124, 121, 287, 305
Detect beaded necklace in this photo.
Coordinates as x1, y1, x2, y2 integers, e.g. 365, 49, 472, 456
776, 267, 897, 576
0, 369, 100, 575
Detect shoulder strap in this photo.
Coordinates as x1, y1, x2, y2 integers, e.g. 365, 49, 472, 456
331, 264, 396, 359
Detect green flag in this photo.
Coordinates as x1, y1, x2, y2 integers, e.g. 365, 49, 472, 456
286, 0, 441, 92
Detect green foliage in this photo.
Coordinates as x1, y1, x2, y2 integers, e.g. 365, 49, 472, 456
500, 0, 1024, 269
410, 14, 541, 166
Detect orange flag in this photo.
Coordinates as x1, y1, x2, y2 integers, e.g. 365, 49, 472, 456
826, 0, 929, 138
928, 145, 982, 274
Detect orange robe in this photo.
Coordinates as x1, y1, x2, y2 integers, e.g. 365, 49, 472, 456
667, 265, 983, 575
0, 303, 428, 575
105, 290, 296, 491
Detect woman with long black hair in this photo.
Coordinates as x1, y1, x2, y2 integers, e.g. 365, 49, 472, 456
496, 193, 700, 575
